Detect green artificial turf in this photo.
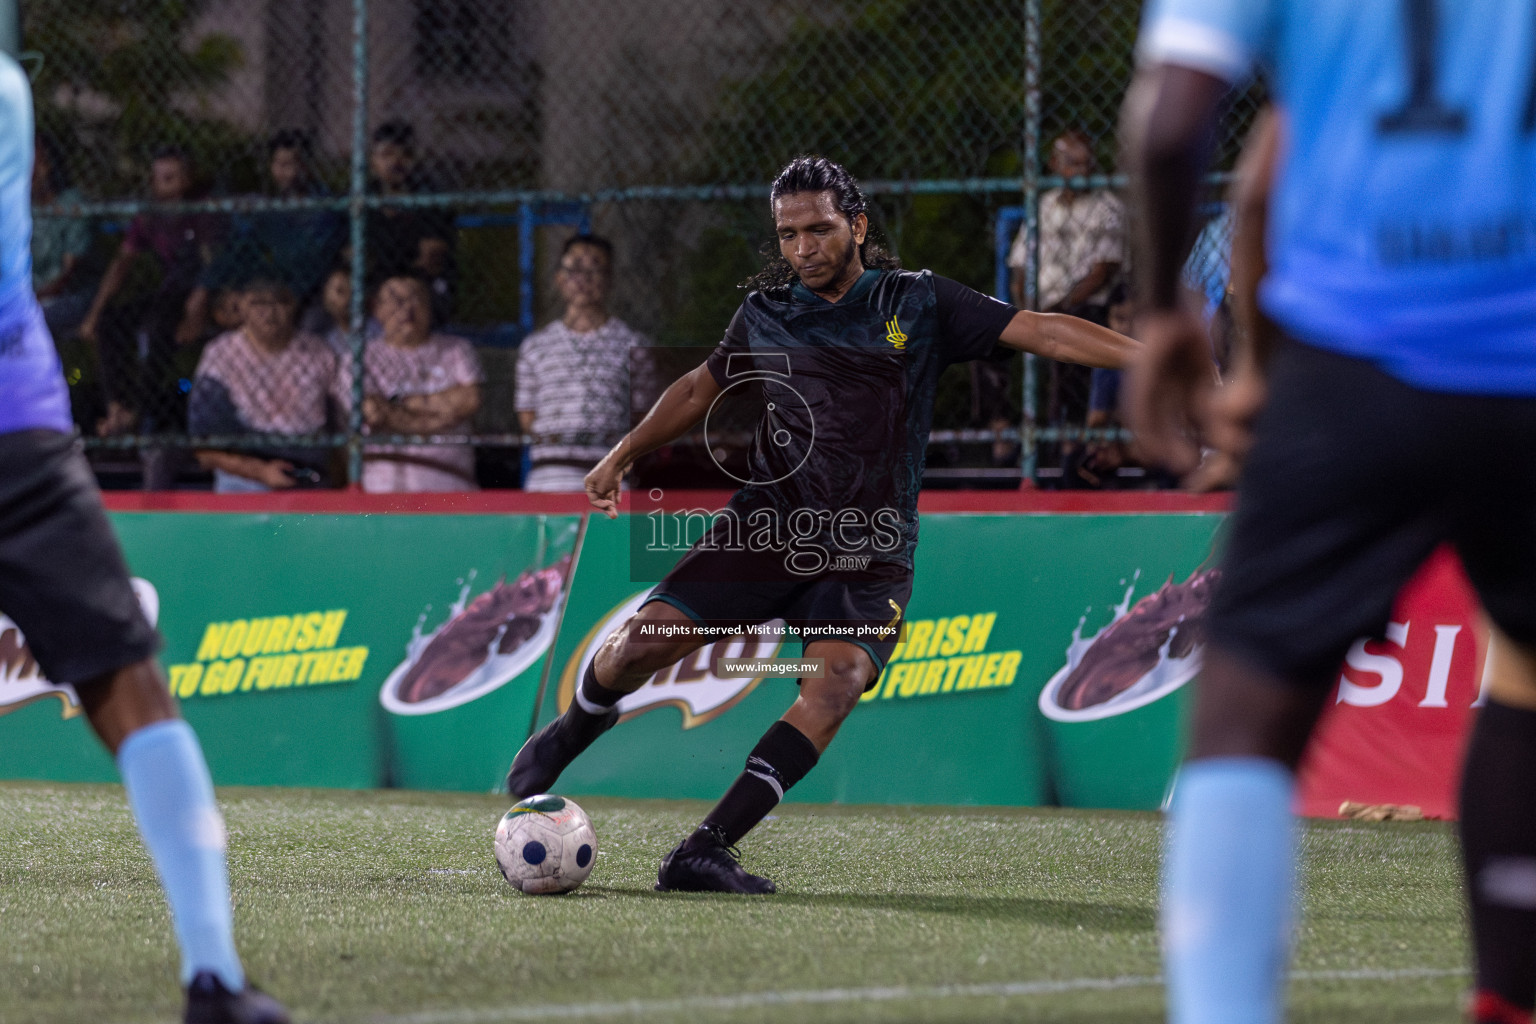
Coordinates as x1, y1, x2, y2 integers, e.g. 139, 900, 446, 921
0, 782, 1466, 1023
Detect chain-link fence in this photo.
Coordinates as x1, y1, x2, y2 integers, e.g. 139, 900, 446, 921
22, 0, 1260, 492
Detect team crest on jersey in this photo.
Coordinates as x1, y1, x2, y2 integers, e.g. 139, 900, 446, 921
884, 316, 907, 350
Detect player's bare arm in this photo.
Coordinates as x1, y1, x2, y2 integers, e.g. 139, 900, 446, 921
997, 309, 1141, 368
585, 363, 723, 518
1121, 63, 1230, 477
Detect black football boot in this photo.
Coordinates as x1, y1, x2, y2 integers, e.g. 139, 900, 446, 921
184, 971, 290, 1024
655, 825, 776, 895
505, 704, 619, 798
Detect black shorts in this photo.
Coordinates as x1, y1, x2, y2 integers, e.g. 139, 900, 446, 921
1209, 338, 1536, 686
645, 544, 913, 684
0, 430, 160, 685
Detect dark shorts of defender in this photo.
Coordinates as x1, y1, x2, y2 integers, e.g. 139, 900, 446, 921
0, 430, 160, 686
1209, 338, 1536, 686
644, 543, 913, 685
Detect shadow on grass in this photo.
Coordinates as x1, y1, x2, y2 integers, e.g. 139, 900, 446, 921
581, 885, 1154, 931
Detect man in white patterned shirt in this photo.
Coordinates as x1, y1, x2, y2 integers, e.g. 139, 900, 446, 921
516, 235, 649, 492
1007, 131, 1125, 317
1004, 130, 1127, 456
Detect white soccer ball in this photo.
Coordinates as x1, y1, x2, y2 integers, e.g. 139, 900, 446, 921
493, 794, 598, 894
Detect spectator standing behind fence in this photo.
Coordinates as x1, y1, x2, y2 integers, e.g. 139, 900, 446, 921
1006, 130, 1127, 467
515, 235, 649, 492
1008, 131, 1125, 318
366, 121, 455, 325
30, 135, 92, 342
346, 271, 482, 492
80, 145, 221, 438
187, 278, 347, 493
316, 264, 381, 357
184, 130, 345, 342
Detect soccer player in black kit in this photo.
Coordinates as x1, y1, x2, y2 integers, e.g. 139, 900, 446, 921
509, 157, 1139, 893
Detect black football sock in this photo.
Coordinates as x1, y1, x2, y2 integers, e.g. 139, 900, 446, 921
510, 662, 627, 797
557, 660, 625, 742
695, 721, 820, 847
1461, 699, 1536, 1015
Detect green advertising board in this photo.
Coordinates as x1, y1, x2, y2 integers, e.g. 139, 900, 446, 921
532, 512, 1223, 810
0, 508, 1221, 809
0, 513, 579, 790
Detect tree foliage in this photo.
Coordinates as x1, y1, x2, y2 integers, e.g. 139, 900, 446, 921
24, 0, 251, 197
703, 0, 1027, 184
692, 0, 1046, 303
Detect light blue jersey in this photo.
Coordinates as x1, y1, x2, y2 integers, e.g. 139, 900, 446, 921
0, 52, 70, 433
1139, 0, 1536, 394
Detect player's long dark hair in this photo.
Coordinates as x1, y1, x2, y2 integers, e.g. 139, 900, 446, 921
745, 156, 901, 294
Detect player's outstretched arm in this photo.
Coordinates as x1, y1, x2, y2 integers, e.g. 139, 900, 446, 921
585, 363, 723, 519
997, 310, 1141, 368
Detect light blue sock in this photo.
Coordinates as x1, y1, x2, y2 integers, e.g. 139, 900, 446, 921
117, 719, 245, 990
1162, 757, 1295, 1024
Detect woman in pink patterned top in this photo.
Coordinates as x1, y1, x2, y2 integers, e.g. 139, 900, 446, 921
345, 271, 483, 492
188, 279, 348, 492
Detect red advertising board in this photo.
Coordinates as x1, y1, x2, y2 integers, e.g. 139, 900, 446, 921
1297, 545, 1485, 819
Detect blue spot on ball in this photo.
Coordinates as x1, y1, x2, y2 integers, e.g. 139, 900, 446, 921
576, 844, 592, 868
522, 841, 547, 865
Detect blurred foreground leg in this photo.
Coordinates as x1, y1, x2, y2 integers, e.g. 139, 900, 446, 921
1462, 632, 1536, 1024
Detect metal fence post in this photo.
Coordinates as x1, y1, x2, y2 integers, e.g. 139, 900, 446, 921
519, 202, 535, 338
1020, 0, 1042, 483
346, 0, 369, 489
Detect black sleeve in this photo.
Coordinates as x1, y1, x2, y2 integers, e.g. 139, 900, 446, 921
934, 275, 1017, 364
187, 376, 242, 437
704, 304, 751, 388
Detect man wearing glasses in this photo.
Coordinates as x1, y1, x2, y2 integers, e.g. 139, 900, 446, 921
516, 235, 652, 492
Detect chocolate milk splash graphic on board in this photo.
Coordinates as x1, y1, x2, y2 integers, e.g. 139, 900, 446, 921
380, 554, 573, 716
1039, 567, 1221, 722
